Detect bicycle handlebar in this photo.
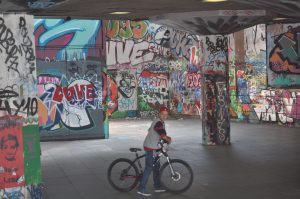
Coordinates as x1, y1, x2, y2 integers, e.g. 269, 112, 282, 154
158, 140, 170, 154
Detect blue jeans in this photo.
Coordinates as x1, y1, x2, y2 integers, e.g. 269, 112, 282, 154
138, 150, 161, 192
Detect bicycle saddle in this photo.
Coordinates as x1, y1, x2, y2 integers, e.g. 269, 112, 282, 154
129, 148, 142, 152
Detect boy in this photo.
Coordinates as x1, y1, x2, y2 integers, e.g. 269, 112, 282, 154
137, 106, 172, 196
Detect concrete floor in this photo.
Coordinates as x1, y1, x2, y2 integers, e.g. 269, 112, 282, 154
41, 119, 300, 199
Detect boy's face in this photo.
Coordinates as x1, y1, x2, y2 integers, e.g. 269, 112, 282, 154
159, 111, 168, 121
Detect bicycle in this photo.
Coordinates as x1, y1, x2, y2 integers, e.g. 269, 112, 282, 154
107, 142, 193, 193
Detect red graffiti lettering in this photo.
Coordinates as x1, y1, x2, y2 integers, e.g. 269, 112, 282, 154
53, 83, 95, 103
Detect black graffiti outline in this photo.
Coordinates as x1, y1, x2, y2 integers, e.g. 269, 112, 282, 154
0, 85, 19, 99
118, 73, 136, 98
0, 97, 38, 116
85, 64, 98, 78
0, 17, 22, 77
205, 36, 228, 54
19, 16, 36, 77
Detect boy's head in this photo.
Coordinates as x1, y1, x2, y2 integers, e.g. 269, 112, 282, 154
159, 106, 169, 121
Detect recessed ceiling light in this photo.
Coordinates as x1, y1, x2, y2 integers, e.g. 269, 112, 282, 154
273, 17, 289, 21
109, 11, 131, 15
203, 0, 227, 2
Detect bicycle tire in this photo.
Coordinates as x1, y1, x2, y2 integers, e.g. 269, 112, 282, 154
107, 158, 139, 192
159, 159, 193, 193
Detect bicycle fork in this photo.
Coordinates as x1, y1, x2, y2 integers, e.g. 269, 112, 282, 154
166, 156, 181, 181
166, 156, 176, 176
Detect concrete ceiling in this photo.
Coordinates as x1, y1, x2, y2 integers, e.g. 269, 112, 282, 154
1, 0, 300, 35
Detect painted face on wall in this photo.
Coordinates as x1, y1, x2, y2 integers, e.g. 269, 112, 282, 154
1, 135, 19, 161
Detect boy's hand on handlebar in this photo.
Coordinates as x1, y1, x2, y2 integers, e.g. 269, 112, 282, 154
163, 136, 172, 144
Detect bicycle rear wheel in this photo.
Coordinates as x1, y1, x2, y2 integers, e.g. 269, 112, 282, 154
159, 159, 193, 193
107, 158, 139, 192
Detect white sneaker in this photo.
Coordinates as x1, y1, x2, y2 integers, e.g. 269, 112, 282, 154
154, 189, 166, 193
137, 191, 152, 196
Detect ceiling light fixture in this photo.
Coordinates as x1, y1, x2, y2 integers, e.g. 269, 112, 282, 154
273, 17, 289, 21
203, 0, 227, 2
109, 11, 131, 15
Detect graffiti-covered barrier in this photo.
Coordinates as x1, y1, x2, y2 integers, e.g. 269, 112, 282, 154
34, 19, 108, 140
228, 23, 300, 127
0, 14, 42, 199
105, 20, 202, 119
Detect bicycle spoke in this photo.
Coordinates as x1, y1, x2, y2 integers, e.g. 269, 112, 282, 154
160, 160, 193, 193
108, 159, 139, 192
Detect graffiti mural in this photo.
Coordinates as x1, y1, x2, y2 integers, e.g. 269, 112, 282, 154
37, 60, 106, 138
105, 20, 200, 118
105, 20, 149, 40
34, 18, 103, 61
228, 23, 300, 126
228, 25, 267, 121
35, 18, 108, 139
107, 69, 138, 118
169, 58, 202, 116
138, 70, 169, 106
268, 23, 300, 87
253, 89, 300, 124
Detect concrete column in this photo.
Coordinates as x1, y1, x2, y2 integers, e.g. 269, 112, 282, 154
0, 13, 42, 198
201, 35, 230, 145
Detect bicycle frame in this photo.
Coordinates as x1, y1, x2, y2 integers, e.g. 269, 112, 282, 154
130, 146, 177, 178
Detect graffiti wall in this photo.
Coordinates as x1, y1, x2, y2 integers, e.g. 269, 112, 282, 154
0, 14, 42, 199
105, 20, 200, 118
228, 24, 267, 121
34, 19, 108, 139
228, 24, 300, 126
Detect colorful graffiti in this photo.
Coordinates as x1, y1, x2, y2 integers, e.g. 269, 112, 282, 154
253, 89, 300, 124
228, 25, 267, 121
0, 184, 43, 199
168, 58, 202, 116
37, 60, 105, 138
138, 70, 169, 110
267, 23, 300, 87
0, 187, 25, 199
269, 25, 300, 74
228, 23, 300, 126
34, 18, 108, 139
106, 20, 200, 118
107, 69, 139, 118
38, 74, 102, 130
34, 18, 103, 61
106, 20, 198, 67
105, 20, 149, 40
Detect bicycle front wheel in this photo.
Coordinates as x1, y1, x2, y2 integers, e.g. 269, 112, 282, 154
107, 158, 139, 192
159, 159, 193, 193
